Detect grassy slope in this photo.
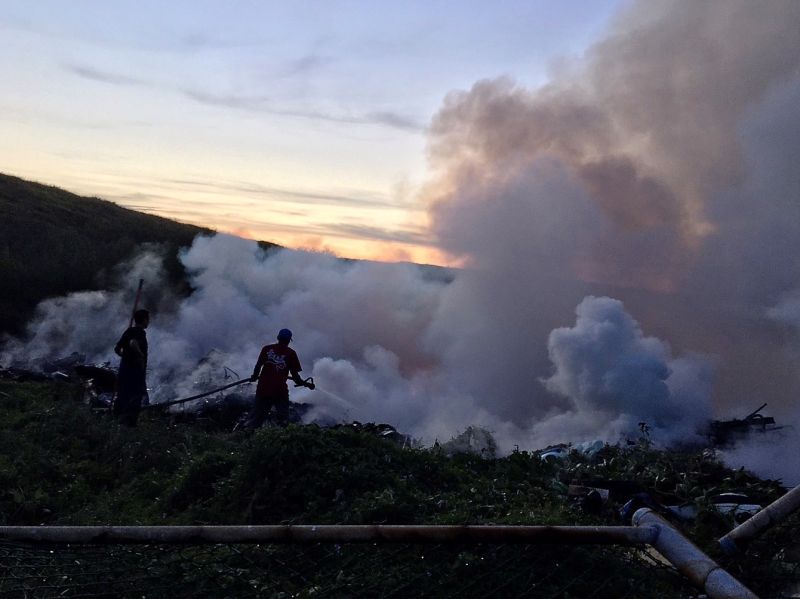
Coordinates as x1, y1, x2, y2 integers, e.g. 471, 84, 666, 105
1, 380, 795, 597
0, 173, 219, 336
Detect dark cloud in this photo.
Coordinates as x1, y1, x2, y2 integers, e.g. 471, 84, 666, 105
183, 89, 423, 131
282, 53, 332, 77
322, 223, 433, 246
161, 177, 401, 210
63, 63, 146, 86
177, 32, 259, 51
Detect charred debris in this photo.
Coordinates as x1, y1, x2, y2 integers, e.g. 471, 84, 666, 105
709, 402, 784, 447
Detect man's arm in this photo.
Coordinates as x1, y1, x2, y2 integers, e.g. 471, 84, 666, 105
128, 339, 146, 370
289, 369, 306, 387
114, 331, 128, 357
250, 350, 265, 382
289, 367, 314, 389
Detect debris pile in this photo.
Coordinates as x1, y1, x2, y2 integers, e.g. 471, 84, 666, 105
709, 403, 784, 446
332, 421, 415, 448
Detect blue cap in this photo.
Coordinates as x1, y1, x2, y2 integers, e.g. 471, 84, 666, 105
277, 328, 293, 340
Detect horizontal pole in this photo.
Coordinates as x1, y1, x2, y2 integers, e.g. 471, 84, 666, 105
719, 484, 800, 554
144, 378, 251, 410
633, 509, 758, 599
0, 524, 657, 546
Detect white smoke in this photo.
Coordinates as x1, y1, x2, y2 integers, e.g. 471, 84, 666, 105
2, 233, 714, 452
542, 296, 712, 445
0, 249, 171, 365
719, 423, 800, 487
422, 0, 800, 422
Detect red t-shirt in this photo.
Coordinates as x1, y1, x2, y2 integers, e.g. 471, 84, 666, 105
254, 343, 302, 396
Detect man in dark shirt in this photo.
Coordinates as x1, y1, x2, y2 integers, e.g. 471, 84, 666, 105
245, 328, 314, 429
113, 309, 149, 426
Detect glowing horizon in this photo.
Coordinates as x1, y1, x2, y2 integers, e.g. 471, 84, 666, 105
0, 1, 620, 266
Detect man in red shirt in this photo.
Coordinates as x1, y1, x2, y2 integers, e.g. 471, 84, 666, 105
245, 328, 314, 428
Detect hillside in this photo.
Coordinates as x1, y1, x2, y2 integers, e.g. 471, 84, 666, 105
0, 174, 218, 336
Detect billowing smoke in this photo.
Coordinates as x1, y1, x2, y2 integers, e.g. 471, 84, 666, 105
0, 249, 173, 364
719, 428, 800, 487
543, 296, 712, 446
423, 0, 800, 423
4, 1, 800, 467
1, 234, 712, 452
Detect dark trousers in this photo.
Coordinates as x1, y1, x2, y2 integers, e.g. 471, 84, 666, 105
113, 389, 145, 426
244, 392, 289, 429
114, 365, 146, 427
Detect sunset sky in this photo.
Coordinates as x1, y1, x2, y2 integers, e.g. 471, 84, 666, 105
0, 0, 620, 264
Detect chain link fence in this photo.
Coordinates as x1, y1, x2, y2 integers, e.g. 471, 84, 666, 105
4, 517, 800, 597
719, 510, 800, 599
1, 539, 698, 598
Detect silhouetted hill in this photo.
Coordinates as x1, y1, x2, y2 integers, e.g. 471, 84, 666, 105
0, 173, 219, 335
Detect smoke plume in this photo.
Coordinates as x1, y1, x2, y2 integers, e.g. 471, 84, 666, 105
423, 0, 800, 422
543, 296, 711, 445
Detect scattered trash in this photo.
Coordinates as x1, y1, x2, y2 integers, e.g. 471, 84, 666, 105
709, 403, 784, 446
539, 444, 570, 462
567, 484, 610, 514
574, 440, 605, 457
539, 441, 606, 462
335, 421, 415, 448
439, 427, 497, 457
71, 364, 117, 409
41, 352, 86, 374
659, 494, 762, 525
710, 493, 762, 524
568, 485, 610, 502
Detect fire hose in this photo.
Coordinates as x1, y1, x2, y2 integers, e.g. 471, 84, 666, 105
144, 377, 315, 411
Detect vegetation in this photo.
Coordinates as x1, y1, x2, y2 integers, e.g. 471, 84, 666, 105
0, 173, 221, 336
0, 381, 576, 527
1, 380, 796, 597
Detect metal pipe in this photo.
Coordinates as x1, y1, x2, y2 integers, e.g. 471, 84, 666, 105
719, 484, 800, 554
0, 524, 657, 546
633, 509, 758, 599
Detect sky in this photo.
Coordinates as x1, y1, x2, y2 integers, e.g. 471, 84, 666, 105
0, 0, 621, 264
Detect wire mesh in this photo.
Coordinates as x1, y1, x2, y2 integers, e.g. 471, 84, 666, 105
719, 510, 800, 599
0, 540, 699, 598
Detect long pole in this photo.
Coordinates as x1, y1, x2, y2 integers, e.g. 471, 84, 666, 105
0, 524, 657, 545
143, 378, 252, 410
128, 278, 144, 328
